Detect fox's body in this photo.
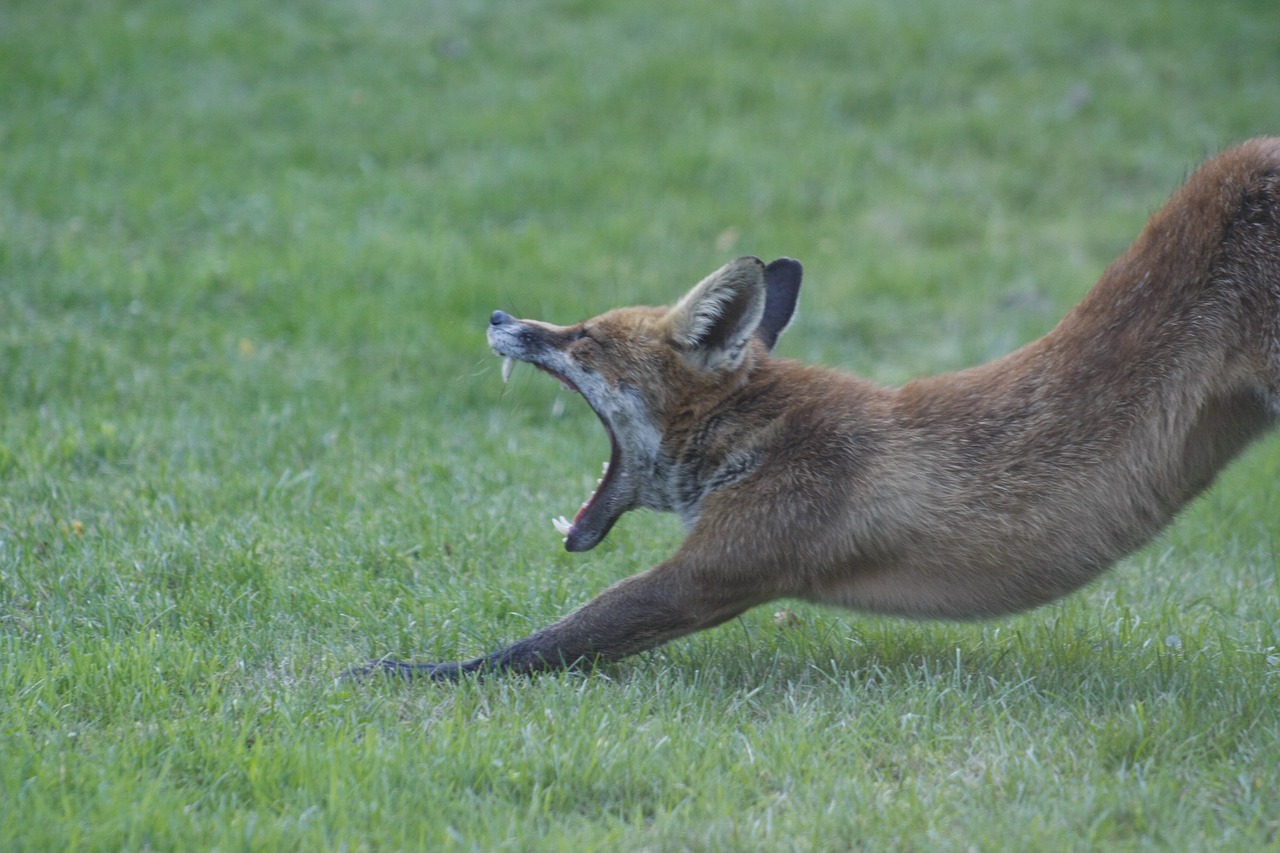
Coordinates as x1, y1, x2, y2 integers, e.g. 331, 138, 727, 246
352, 138, 1280, 680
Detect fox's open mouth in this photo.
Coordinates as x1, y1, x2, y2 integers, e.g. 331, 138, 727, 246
500, 356, 626, 552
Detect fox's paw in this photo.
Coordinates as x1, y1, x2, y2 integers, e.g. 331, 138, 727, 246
340, 657, 465, 681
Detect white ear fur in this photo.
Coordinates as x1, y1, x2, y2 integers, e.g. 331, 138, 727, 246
669, 257, 767, 371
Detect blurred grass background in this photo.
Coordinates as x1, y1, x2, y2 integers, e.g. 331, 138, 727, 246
2, 0, 1279, 849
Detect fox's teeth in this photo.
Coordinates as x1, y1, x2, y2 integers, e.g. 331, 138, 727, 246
501, 357, 514, 384
601, 461, 610, 474
552, 516, 573, 536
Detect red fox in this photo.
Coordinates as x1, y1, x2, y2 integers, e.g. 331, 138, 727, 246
350, 138, 1280, 680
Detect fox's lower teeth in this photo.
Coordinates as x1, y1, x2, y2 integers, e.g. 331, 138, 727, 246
552, 463, 610, 539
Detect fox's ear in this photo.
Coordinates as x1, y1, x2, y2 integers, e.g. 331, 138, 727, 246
669, 256, 767, 371
758, 258, 802, 351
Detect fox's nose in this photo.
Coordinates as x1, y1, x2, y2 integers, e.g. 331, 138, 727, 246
490, 310, 514, 327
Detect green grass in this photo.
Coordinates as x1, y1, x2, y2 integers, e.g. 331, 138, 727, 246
3, 0, 1280, 848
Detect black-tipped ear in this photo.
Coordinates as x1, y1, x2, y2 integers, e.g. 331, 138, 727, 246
669, 257, 767, 371
757, 258, 802, 351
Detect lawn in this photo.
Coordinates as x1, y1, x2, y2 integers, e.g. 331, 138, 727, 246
2, 0, 1279, 849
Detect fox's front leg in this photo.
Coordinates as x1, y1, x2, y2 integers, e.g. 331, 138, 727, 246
346, 548, 770, 680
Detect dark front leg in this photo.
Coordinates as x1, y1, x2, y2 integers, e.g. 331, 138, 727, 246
344, 553, 767, 681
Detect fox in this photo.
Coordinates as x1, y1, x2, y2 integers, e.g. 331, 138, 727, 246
348, 138, 1280, 681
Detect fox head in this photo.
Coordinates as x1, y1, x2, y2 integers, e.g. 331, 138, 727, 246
488, 256, 802, 551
